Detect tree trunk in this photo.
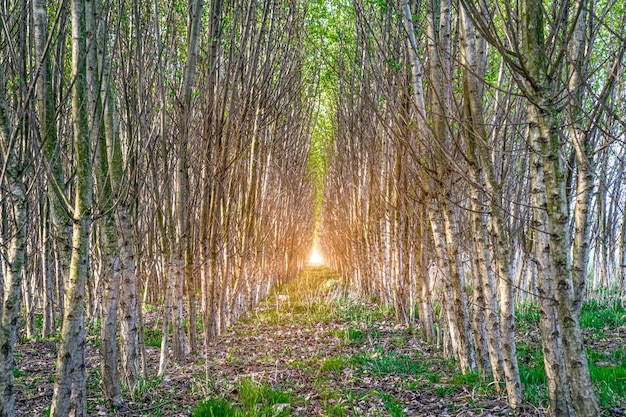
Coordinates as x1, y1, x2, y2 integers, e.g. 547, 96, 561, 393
458, 2, 524, 405
50, 0, 93, 414
0, 63, 29, 417
528, 106, 574, 417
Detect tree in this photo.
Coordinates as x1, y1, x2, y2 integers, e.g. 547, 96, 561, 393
50, 0, 93, 414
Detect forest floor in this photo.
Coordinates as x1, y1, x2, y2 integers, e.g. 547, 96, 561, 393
14, 266, 626, 416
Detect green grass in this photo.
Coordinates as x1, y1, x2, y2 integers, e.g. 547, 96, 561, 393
329, 327, 365, 345
321, 355, 350, 373
193, 398, 242, 417
380, 392, 406, 417
515, 299, 626, 408
144, 327, 162, 347
516, 302, 539, 331
337, 299, 394, 328
194, 378, 295, 417
580, 299, 626, 330
252, 267, 346, 326
196, 268, 624, 416
352, 349, 428, 376
518, 348, 626, 408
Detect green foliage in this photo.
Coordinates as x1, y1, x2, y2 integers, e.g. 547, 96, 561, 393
352, 349, 427, 376
338, 298, 394, 328
325, 403, 347, 416
587, 349, 626, 407
515, 302, 539, 331
380, 392, 406, 417
130, 375, 163, 403
194, 378, 294, 417
580, 298, 626, 330
321, 355, 350, 373
193, 398, 243, 417
516, 298, 626, 408
329, 327, 364, 345
144, 327, 162, 347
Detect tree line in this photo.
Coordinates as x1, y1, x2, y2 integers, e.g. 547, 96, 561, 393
319, 0, 625, 416
0, 0, 317, 415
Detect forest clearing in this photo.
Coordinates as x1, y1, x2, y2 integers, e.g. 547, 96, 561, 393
1, 0, 626, 416
13, 266, 626, 416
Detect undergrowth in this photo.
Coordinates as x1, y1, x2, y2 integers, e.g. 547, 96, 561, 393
193, 266, 626, 416
193, 378, 295, 417
516, 298, 626, 409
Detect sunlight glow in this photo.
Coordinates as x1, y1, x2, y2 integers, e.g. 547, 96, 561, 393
309, 247, 324, 265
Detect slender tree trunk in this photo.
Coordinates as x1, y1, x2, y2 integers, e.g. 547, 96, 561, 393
459, 3, 523, 405
468, 185, 504, 384
0, 62, 28, 417
427, 201, 462, 363
42, 206, 56, 337
441, 198, 476, 372
528, 107, 574, 417
50, 0, 93, 414
34, 0, 73, 314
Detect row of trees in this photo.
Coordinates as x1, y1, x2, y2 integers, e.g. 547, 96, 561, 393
319, 0, 625, 416
0, 0, 317, 415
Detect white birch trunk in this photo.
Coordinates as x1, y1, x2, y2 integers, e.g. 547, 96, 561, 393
50, 0, 93, 415
0, 69, 28, 416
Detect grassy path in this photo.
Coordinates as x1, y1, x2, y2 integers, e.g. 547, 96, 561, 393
191, 266, 545, 416
19, 266, 624, 415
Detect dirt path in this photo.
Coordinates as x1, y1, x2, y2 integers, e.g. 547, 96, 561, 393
15, 266, 547, 416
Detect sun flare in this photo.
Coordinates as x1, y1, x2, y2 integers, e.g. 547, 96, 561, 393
309, 247, 324, 265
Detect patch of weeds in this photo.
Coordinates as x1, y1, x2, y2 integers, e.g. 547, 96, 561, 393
380, 392, 406, 417
34, 314, 44, 334
580, 299, 626, 330
255, 309, 283, 325
13, 368, 24, 378
290, 359, 311, 371
330, 328, 364, 345
427, 372, 441, 383
191, 371, 216, 398
130, 375, 163, 403
338, 300, 394, 328
302, 300, 337, 324
225, 348, 243, 365
193, 397, 242, 417
234, 377, 294, 416
352, 350, 427, 376
345, 328, 364, 344
519, 350, 547, 407
516, 302, 539, 332
435, 385, 456, 396
318, 386, 346, 416
392, 332, 409, 347
403, 379, 424, 391
325, 403, 346, 416
321, 355, 350, 373
587, 350, 626, 407
144, 327, 162, 347
86, 367, 101, 394
451, 371, 495, 396
452, 371, 480, 385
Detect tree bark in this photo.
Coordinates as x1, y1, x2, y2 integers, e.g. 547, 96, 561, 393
50, 0, 93, 414
0, 60, 29, 417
